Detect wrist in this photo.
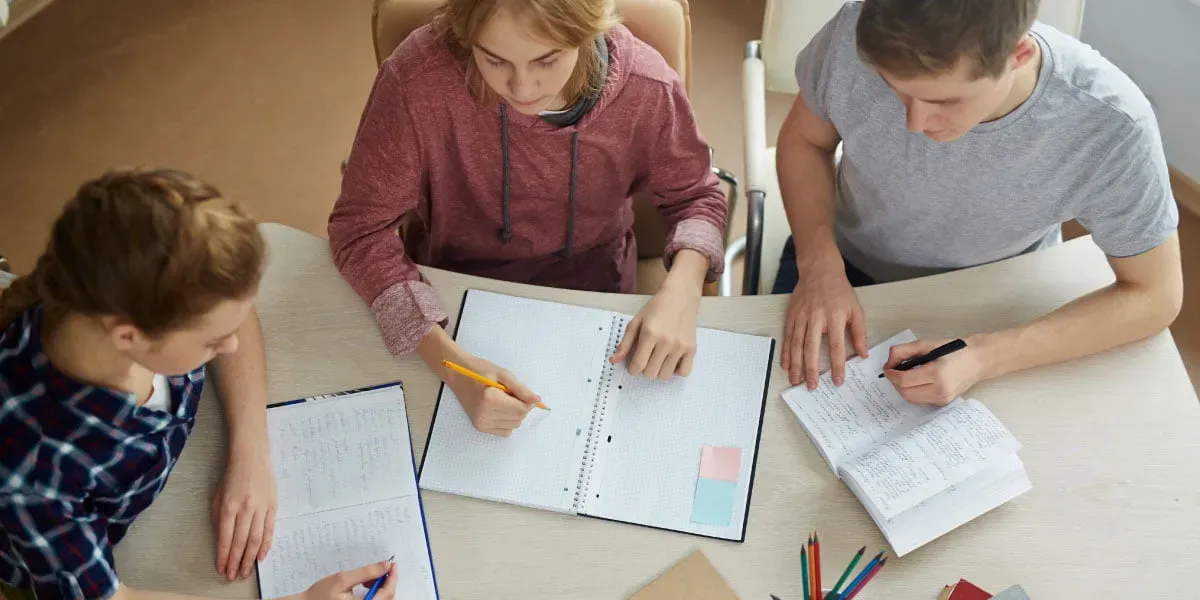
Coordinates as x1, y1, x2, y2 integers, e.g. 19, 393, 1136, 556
794, 234, 841, 274
966, 330, 1018, 380
417, 326, 463, 380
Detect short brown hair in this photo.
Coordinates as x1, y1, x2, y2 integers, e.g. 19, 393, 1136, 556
856, 0, 1039, 78
433, 0, 619, 105
0, 169, 265, 334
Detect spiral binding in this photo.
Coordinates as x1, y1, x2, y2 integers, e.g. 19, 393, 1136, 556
571, 315, 625, 513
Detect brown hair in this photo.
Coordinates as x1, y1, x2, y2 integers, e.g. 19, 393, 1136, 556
433, 0, 619, 106
856, 0, 1039, 79
0, 168, 266, 334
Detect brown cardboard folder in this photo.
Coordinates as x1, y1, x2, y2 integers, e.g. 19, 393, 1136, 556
629, 551, 741, 600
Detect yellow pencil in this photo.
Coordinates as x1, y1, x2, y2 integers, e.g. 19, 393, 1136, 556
442, 360, 549, 410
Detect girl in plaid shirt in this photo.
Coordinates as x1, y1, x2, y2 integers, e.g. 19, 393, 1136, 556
0, 169, 397, 600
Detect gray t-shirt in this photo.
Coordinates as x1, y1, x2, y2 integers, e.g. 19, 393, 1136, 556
796, 1, 1179, 283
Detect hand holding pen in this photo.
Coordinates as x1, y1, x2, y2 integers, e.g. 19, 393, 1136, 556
882, 338, 983, 407
287, 558, 397, 600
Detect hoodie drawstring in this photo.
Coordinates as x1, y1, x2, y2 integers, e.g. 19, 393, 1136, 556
496, 104, 579, 257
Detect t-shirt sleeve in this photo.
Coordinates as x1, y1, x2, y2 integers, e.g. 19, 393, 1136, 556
793, 3, 855, 121
0, 493, 120, 600
1076, 115, 1179, 258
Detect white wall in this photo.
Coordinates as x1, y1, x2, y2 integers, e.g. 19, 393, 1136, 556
1081, 0, 1200, 179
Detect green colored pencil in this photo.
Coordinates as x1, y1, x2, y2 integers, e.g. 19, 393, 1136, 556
827, 545, 866, 599
802, 539, 810, 600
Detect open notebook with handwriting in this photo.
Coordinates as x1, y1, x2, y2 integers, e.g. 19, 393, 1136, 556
418, 290, 775, 542
782, 331, 1031, 556
255, 383, 438, 599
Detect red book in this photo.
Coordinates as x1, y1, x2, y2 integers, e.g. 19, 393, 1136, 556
947, 579, 992, 600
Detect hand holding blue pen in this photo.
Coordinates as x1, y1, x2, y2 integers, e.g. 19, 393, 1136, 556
363, 555, 396, 600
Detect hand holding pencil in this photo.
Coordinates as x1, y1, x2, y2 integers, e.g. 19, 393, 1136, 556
440, 357, 547, 437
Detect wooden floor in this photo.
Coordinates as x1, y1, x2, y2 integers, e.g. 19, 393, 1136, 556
0, 0, 1196, 387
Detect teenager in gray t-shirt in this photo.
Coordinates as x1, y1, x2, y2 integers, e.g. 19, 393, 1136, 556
776, 0, 1182, 405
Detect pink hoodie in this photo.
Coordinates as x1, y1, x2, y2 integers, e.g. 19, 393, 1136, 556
329, 23, 728, 356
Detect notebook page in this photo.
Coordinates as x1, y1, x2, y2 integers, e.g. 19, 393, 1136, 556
781, 330, 934, 471
874, 454, 1031, 556
585, 325, 774, 541
257, 497, 437, 599
269, 386, 417, 519
419, 290, 616, 514
839, 399, 1022, 521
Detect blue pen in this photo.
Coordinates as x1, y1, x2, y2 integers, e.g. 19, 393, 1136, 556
363, 554, 395, 600
836, 551, 884, 600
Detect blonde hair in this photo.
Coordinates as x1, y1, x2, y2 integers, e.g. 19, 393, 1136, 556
0, 168, 266, 334
434, 0, 619, 106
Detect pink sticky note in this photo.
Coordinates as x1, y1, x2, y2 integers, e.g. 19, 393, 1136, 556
699, 446, 742, 482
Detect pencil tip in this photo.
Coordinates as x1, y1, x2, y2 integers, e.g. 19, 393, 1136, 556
856, 545, 866, 554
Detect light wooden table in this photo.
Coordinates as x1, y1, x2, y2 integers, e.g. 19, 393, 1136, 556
115, 223, 1200, 599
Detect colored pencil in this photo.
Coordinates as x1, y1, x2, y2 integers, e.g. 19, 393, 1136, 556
936, 585, 953, 600
801, 542, 811, 600
842, 557, 886, 600
442, 360, 549, 409
827, 545, 865, 599
837, 552, 885, 600
362, 554, 395, 600
813, 532, 822, 599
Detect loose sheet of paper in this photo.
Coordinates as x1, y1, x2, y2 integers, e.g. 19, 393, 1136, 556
781, 330, 935, 470
840, 399, 1021, 520
258, 386, 437, 600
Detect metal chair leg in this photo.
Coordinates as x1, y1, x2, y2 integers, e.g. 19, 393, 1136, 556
720, 236, 747, 296
712, 165, 739, 245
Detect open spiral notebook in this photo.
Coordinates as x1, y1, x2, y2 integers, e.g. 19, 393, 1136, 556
418, 290, 776, 542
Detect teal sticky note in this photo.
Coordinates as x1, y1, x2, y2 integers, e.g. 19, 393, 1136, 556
690, 477, 738, 526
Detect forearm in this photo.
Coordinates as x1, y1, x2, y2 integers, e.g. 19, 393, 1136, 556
970, 281, 1181, 380
210, 310, 269, 453
776, 132, 839, 270
113, 585, 300, 600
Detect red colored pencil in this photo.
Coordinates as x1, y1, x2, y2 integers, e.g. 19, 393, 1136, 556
843, 557, 887, 600
813, 531, 822, 597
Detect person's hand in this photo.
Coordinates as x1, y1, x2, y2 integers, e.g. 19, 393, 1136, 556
444, 353, 541, 437
292, 561, 397, 600
212, 443, 277, 581
783, 262, 869, 389
611, 279, 701, 381
883, 338, 984, 406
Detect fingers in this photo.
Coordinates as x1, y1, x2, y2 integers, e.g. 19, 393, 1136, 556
828, 312, 847, 386
676, 350, 696, 377
224, 510, 250, 581
237, 509, 265, 579
803, 316, 824, 390
258, 506, 275, 561
627, 328, 656, 377
611, 317, 642, 363
643, 343, 672, 381
884, 365, 936, 388
335, 560, 391, 591
788, 318, 807, 386
495, 370, 540, 406
781, 311, 795, 369
215, 499, 235, 577
375, 563, 399, 599
850, 308, 870, 358
885, 340, 940, 369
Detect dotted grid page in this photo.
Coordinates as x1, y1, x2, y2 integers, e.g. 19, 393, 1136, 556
259, 386, 436, 599
418, 290, 616, 514
257, 496, 437, 599
268, 385, 417, 520
584, 325, 774, 541
780, 330, 936, 471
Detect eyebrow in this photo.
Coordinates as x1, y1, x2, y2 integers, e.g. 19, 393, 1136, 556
474, 44, 561, 63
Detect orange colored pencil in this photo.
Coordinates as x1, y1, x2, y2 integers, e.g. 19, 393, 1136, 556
442, 360, 549, 410
808, 533, 817, 599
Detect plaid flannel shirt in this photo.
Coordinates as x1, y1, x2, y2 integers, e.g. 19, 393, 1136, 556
0, 306, 203, 599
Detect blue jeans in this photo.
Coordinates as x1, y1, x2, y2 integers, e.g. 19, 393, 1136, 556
771, 235, 876, 294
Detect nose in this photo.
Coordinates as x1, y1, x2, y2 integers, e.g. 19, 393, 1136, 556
508, 70, 538, 104
906, 100, 932, 133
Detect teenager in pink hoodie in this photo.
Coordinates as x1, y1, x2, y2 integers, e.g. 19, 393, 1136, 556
329, 0, 728, 437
